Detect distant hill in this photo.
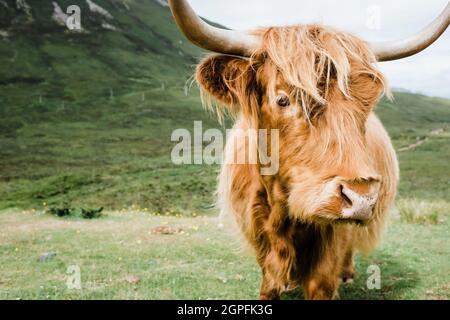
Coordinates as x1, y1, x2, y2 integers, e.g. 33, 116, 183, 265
0, 0, 449, 211
0, 0, 204, 131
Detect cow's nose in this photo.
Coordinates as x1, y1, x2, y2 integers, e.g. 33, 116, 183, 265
339, 181, 380, 221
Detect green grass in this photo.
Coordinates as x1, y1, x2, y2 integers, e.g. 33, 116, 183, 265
0, 205, 448, 300
396, 198, 448, 225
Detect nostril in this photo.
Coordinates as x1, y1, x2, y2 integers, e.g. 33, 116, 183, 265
339, 183, 379, 221
340, 185, 353, 207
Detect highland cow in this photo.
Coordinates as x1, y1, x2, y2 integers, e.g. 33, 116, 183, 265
169, 0, 450, 299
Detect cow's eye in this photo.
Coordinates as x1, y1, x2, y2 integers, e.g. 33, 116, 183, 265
276, 94, 290, 107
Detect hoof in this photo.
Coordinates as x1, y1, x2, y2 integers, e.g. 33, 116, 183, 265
340, 271, 355, 285
341, 277, 354, 284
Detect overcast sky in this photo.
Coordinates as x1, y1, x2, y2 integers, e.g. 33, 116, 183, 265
188, 0, 450, 98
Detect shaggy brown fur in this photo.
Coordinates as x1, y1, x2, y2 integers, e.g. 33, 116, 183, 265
196, 25, 399, 300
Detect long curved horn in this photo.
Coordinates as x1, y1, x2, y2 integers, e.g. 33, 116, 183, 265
370, 2, 450, 61
168, 0, 260, 57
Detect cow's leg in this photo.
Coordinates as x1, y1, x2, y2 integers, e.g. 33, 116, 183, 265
302, 234, 347, 300
262, 181, 298, 293
340, 248, 355, 284
259, 270, 281, 300
304, 274, 340, 300
255, 241, 282, 300
248, 181, 296, 299
247, 187, 282, 300
303, 258, 342, 300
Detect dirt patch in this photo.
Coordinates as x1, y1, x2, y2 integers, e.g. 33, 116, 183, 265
150, 226, 182, 235
399, 127, 445, 152
399, 137, 429, 152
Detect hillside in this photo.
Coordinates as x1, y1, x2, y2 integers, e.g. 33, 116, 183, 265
0, 0, 449, 212
0, 0, 203, 130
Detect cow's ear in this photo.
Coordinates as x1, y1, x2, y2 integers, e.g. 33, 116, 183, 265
196, 55, 254, 107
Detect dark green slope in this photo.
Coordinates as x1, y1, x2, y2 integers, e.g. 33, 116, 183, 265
0, 0, 204, 133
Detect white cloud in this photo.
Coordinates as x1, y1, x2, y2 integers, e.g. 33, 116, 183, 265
189, 0, 450, 98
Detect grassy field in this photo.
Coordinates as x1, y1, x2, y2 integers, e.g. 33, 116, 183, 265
0, 0, 449, 300
0, 204, 448, 300
1, 91, 449, 212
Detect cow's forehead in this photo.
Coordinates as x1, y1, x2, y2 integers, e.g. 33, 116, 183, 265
274, 72, 292, 92
258, 62, 292, 94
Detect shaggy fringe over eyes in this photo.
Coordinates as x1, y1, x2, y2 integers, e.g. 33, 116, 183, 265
253, 24, 390, 119
198, 24, 390, 124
